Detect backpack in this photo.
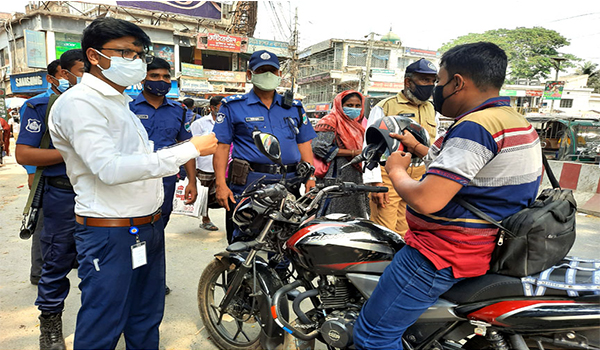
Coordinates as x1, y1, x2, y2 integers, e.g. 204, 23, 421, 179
454, 154, 577, 277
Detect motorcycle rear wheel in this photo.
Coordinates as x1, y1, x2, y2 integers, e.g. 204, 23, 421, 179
198, 258, 262, 350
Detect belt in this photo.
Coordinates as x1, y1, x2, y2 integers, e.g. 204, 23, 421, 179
46, 176, 73, 190
76, 210, 162, 227
249, 162, 297, 175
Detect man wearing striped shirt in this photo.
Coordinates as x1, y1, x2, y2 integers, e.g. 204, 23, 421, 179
354, 42, 542, 349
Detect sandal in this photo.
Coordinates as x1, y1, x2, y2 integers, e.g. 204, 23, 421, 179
200, 222, 219, 231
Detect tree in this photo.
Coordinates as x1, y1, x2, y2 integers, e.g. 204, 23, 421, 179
577, 61, 600, 93
439, 27, 579, 83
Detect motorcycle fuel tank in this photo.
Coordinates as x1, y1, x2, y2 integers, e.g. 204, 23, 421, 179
285, 214, 404, 276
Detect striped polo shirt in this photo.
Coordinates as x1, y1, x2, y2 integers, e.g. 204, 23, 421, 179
405, 97, 542, 278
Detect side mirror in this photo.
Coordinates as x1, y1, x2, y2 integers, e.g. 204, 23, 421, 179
252, 131, 282, 165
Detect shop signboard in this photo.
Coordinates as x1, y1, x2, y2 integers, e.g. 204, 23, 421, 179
298, 72, 330, 85
25, 30, 47, 68
0, 88, 7, 120
370, 81, 403, 90
526, 90, 543, 97
116, 1, 221, 20
197, 33, 247, 53
315, 103, 330, 111
500, 89, 517, 96
247, 38, 289, 57
180, 78, 212, 92
154, 44, 175, 73
404, 47, 439, 58
543, 81, 565, 100
181, 63, 204, 78
372, 69, 395, 75
10, 72, 48, 93
55, 32, 82, 59
203, 69, 246, 83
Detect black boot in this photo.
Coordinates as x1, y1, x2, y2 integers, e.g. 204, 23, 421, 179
39, 312, 66, 350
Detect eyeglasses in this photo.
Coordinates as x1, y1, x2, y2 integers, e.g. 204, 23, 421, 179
98, 48, 154, 64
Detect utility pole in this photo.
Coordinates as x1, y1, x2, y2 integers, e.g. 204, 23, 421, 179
289, 7, 299, 94
550, 55, 566, 114
362, 32, 376, 96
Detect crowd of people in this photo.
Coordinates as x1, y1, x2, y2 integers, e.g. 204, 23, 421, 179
6, 16, 541, 350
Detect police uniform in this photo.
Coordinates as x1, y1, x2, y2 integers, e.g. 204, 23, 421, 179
17, 95, 77, 314
214, 91, 315, 190
129, 93, 192, 227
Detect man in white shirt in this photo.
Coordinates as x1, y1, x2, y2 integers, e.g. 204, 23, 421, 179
190, 95, 223, 231
49, 17, 216, 349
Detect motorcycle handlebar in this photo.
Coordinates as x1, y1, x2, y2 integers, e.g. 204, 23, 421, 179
340, 182, 388, 193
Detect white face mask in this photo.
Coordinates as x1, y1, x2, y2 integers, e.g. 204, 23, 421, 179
251, 71, 281, 91
94, 49, 147, 87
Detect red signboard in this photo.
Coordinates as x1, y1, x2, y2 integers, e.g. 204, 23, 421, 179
371, 82, 403, 90
197, 33, 246, 53
315, 103, 330, 111
526, 90, 543, 97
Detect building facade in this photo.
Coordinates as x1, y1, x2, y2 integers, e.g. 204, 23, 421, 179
0, 1, 289, 103
296, 33, 440, 116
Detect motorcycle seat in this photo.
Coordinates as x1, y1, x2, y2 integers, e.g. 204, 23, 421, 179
442, 259, 600, 304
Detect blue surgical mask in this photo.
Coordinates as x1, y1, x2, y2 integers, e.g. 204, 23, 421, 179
65, 70, 82, 86
144, 80, 171, 96
53, 78, 70, 93
343, 107, 361, 119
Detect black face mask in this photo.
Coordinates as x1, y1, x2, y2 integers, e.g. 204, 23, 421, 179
410, 81, 435, 101
433, 77, 458, 115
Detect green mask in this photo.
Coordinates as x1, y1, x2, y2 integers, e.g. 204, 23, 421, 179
251, 71, 281, 91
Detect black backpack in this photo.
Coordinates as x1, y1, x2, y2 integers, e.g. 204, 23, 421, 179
454, 154, 577, 277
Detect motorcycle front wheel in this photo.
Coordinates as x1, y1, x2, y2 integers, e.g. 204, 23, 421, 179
198, 258, 262, 350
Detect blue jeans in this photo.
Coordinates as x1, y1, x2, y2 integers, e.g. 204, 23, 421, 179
73, 219, 166, 350
353, 246, 463, 350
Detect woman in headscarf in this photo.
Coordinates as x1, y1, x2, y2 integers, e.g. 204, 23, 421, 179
312, 90, 369, 218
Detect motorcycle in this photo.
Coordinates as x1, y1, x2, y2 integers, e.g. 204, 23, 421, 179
197, 130, 600, 350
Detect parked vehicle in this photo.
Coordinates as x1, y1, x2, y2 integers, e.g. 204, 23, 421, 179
527, 115, 600, 164
197, 131, 600, 350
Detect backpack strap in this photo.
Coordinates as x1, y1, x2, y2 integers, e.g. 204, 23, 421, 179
452, 196, 515, 238
542, 153, 560, 189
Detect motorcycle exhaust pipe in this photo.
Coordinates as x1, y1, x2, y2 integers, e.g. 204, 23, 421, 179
271, 280, 319, 341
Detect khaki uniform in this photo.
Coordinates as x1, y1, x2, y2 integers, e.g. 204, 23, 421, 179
368, 92, 436, 237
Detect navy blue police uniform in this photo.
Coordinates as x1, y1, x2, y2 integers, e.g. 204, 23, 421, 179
129, 94, 192, 227
17, 95, 77, 314
213, 91, 316, 239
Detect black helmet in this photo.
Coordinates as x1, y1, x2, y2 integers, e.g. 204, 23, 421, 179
365, 114, 430, 159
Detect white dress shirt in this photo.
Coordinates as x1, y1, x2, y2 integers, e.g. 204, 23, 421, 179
190, 115, 215, 173
49, 73, 199, 218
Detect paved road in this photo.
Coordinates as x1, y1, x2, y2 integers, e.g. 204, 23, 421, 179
1, 148, 599, 350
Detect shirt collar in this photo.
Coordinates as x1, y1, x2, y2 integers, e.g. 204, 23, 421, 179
396, 91, 412, 105
81, 73, 132, 103
454, 96, 511, 121
248, 89, 282, 107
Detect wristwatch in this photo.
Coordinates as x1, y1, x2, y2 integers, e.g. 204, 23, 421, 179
308, 176, 317, 181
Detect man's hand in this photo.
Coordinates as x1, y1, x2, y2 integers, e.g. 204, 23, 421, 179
385, 151, 412, 175
305, 179, 316, 192
190, 133, 218, 156
390, 130, 419, 153
369, 182, 389, 208
216, 183, 235, 211
184, 181, 198, 204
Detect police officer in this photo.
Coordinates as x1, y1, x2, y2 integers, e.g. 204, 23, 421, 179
129, 57, 198, 227
213, 50, 316, 241
363, 58, 438, 237
18, 59, 63, 287
15, 49, 84, 350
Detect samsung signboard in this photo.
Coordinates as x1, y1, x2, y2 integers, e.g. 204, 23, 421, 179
10, 72, 48, 94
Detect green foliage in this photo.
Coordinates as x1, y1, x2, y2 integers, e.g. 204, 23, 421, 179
439, 27, 580, 83
577, 61, 600, 93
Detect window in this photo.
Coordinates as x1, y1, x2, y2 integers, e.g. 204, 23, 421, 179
347, 47, 367, 67
0, 47, 7, 67
560, 99, 573, 108
397, 57, 413, 71
371, 49, 390, 69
